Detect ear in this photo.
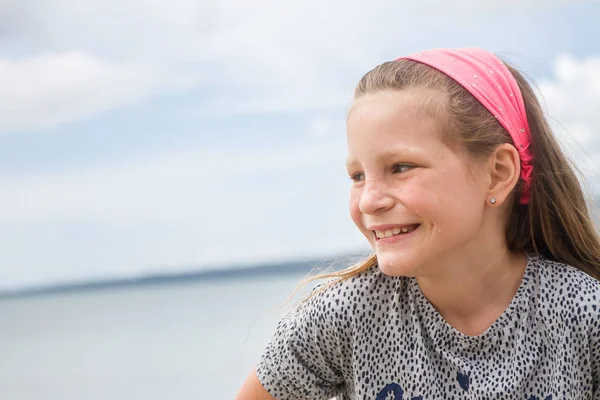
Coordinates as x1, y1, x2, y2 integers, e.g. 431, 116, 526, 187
486, 143, 521, 205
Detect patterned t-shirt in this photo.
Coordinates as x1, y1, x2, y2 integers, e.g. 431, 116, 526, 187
257, 254, 600, 399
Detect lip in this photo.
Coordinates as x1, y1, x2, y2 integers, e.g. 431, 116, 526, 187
367, 223, 420, 231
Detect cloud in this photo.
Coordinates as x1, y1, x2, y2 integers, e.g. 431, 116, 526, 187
0, 0, 589, 133
0, 120, 370, 289
0, 53, 162, 133
537, 54, 600, 187
0, 136, 345, 224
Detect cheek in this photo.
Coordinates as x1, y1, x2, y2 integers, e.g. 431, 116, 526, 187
348, 189, 361, 225
424, 172, 484, 229
388, 179, 431, 215
400, 169, 480, 223
348, 189, 359, 219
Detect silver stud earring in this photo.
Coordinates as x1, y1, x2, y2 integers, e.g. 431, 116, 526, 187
490, 197, 497, 204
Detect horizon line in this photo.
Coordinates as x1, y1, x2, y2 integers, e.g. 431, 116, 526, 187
0, 251, 370, 300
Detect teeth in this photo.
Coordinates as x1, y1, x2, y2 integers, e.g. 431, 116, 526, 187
374, 226, 416, 239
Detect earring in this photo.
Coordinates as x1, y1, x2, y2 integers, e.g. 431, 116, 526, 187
490, 197, 497, 204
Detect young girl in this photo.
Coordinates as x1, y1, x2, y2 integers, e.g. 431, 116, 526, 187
235, 48, 600, 399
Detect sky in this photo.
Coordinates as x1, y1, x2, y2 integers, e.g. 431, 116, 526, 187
2, 0, 600, 291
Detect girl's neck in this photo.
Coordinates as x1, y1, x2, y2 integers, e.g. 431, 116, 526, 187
416, 248, 527, 336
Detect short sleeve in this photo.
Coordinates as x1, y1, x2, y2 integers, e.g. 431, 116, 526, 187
591, 303, 600, 398
584, 278, 600, 398
256, 283, 353, 400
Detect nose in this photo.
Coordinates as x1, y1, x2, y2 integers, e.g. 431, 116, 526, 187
359, 177, 395, 215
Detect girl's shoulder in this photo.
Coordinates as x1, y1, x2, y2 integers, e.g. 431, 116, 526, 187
290, 262, 408, 338
531, 254, 600, 330
304, 262, 405, 311
532, 254, 600, 297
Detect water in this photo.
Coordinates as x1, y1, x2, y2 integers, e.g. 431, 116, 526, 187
0, 273, 311, 399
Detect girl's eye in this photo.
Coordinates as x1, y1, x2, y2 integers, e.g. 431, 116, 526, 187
349, 164, 413, 182
393, 163, 414, 173
350, 172, 364, 182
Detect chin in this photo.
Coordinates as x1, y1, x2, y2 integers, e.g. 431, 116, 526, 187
375, 251, 421, 277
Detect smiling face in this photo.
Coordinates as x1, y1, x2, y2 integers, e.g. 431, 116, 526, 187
346, 89, 490, 277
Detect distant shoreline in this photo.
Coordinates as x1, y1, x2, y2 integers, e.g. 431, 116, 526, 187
0, 253, 367, 300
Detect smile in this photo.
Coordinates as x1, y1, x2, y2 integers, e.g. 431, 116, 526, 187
373, 224, 420, 239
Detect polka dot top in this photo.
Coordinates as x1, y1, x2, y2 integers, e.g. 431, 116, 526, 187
256, 254, 600, 399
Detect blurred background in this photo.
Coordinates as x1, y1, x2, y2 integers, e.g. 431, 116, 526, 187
1, 0, 600, 399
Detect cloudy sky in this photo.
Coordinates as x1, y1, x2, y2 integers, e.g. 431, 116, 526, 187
2, 0, 600, 291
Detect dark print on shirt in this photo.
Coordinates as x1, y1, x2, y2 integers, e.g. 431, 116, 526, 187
456, 371, 470, 391
375, 383, 422, 400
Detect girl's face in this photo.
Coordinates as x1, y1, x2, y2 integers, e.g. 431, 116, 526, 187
346, 89, 489, 277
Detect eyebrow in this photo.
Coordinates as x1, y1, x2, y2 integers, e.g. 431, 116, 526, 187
346, 148, 422, 170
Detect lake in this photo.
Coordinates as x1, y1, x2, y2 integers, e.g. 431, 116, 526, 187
0, 273, 314, 399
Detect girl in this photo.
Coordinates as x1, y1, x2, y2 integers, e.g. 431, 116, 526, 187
235, 48, 600, 399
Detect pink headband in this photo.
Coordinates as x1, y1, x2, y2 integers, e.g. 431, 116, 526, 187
397, 48, 533, 204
